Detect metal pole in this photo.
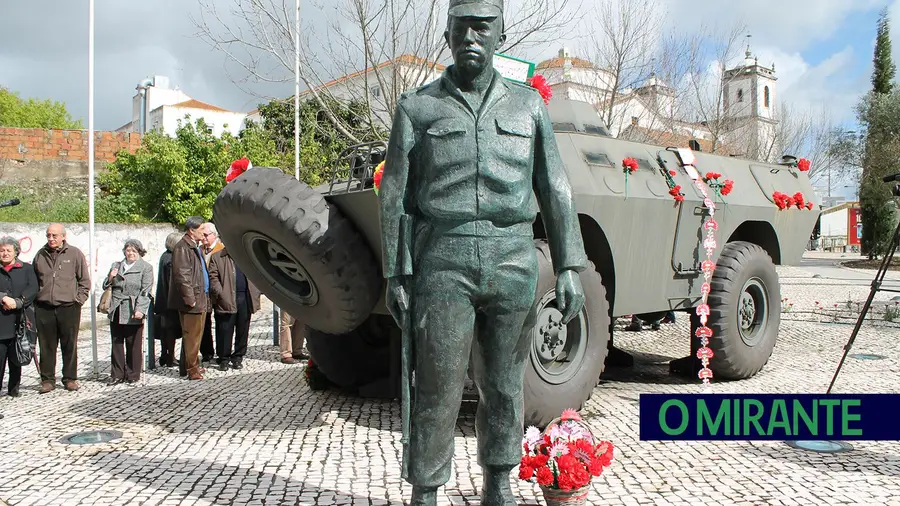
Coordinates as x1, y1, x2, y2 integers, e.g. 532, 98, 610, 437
273, 304, 280, 346
88, 0, 99, 379
294, 0, 300, 181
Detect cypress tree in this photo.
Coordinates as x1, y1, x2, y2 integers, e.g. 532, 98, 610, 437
860, 8, 897, 259
872, 8, 896, 95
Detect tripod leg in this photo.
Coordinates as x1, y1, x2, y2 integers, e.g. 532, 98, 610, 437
826, 217, 900, 393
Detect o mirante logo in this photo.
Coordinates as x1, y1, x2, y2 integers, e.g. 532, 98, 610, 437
639, 394, 897, 441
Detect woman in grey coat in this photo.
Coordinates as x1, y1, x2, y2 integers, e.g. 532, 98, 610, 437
103, 238, 154, 385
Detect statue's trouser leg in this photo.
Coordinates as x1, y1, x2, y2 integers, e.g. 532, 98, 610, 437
408, 234, 538, 490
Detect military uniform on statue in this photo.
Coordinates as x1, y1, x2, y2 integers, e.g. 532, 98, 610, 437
377, 1, 588, 504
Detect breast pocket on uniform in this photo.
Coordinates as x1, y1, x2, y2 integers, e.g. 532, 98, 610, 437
494, 117, 534, 165
425, 121, 468, 167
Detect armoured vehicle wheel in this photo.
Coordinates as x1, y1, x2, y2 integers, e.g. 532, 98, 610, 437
305, 314, 393, 389
524, 240, 610, 428
708, 241, 780, 379
213, 167, 380, 335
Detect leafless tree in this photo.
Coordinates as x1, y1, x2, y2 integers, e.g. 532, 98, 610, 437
682, 22, 749, 155
587, 0, 663, 131
191, 0, 581, 142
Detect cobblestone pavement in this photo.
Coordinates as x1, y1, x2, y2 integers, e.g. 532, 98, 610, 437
1, 257, 900, 505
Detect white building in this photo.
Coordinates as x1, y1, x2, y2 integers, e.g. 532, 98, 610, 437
535, 44, 779, 159
116, 75, 248, 137
721, 48, 779, 161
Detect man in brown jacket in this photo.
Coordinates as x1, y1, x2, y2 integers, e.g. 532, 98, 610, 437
168, 216, 210, 380
208, 246, 261, 371
199, 222, 224, 363
33, 223, 91, 393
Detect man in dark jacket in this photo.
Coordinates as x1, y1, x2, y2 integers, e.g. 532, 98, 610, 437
208, 247, 261, 371
32, 223, 91, 393
168, 216, 210, 380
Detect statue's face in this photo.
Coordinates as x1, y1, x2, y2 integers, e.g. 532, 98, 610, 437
445, 15, 505, 75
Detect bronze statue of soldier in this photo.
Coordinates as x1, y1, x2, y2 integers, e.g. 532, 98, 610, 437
378, 0, 589, 504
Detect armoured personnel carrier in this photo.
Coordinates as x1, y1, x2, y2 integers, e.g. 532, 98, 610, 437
213, 99, 820, 427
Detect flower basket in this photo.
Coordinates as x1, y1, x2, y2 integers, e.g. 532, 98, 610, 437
540, 484, 590, 505
519, 410, 614, 506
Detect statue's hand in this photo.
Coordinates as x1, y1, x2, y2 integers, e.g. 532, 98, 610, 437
386, 276, 410, 325
556, 270, 585, 324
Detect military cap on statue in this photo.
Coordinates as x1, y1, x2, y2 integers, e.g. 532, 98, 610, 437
448, 0, 503, 18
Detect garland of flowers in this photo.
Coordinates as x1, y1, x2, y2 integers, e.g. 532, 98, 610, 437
622, 157, 639, 199
519, 409, 614, 492
671, 150, 726, 389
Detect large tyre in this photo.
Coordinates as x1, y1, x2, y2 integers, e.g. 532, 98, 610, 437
305, 314, 393, 389
708, 241, 780, 379
524, 240, 611, 428
213, 167, 380, 335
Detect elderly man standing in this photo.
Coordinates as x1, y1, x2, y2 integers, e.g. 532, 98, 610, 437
33, 223, 91, 393
200, 222, 223, 363
169, 216, 210, 380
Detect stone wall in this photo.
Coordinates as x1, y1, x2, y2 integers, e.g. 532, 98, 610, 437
0, 128, 142, 182
4, 222, 179, 295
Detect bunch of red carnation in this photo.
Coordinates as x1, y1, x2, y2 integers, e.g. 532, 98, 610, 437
668, 185, 685, 202
704, 172, 722, 182
528, 74, 553, 105
622, 157, 639, 174
797, 158, 811, 172
773, 191, 815, 210
519, 409, 614, 491
703, 172, 735, 197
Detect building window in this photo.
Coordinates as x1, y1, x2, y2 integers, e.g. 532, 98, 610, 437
370, 85, 381, 98
737, 89, 744, 102
764, 86, 770, 107
631, 116, 639, 126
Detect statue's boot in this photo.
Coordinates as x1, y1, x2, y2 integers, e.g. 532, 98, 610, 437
410, 486, 438, 506
481, 466, 517, 506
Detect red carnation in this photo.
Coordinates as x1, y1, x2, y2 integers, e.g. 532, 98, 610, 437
528, 74, 553, 105
674, 194, 685, 202
557, 473, 574, 491
705, 172, 722, 181
798, 158, 811, 172
793, 192, 805, 209
622, 157, 639, 173
669, 170, 677, 176
226, 157, 252, 183
806, 201, 814, 210
721, 180, 734, 196
536, 466, 554, 486
518, 464, 534, 481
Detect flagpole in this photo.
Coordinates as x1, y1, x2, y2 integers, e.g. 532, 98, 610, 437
88, 0, 99, 378
294, 0, 300, 181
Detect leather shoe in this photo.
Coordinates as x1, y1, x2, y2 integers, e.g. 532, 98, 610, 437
8, 387, 19, 397
39, 381, 55, 394
231, 360, 243, 370
218, 362, 229, 371
63, 380, 80, 391
106, 378, 124, 386
410, 486, 437, 506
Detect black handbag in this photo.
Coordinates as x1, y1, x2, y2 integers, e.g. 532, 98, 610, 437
12, 306, 36, 367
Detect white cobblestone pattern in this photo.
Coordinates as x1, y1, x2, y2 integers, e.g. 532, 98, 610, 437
1, 257, 899, 505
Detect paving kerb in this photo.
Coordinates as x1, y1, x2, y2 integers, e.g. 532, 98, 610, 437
1, 261, 899, 505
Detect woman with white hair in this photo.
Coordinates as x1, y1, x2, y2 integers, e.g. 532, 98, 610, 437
102, 238, 154, 385
0, 236, 37, 397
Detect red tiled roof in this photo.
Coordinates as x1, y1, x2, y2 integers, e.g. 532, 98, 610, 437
619, 124, 739, 156
536, 56, 596, 70
170, 99, 232, 113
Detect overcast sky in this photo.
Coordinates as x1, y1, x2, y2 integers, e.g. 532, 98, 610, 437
0, 0, 896, 165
